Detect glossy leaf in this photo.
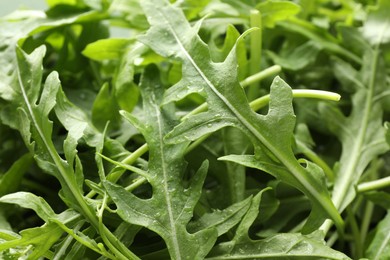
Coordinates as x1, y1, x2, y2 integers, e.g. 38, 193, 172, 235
139, 0, 342, 233
104, 65, 217, 259
208, 190, 350, 259
82, 38, 132, 61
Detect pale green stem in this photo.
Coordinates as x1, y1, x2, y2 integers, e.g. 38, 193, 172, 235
240, 65, 282, 88
184, 89, 341, 155
251, 89, 341, 111
357, 176, 390, 192
248, 9, 262, 100
360, 201, 374, 253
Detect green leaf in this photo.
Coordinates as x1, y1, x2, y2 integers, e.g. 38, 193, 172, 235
188, 195, 252, 236
92, 83, 121, 131
256, 0, 301, 28
104, 65, 217, 259
320, 49, 390, 213
207, 232, 351, 259
0, 223, 63, 260
0, 154, 32, 197
365, 211, 390, 260
82, 38, 132, 61
266, 41, 321, 71
207, 190, 350, 260
108, 0, 148, 30
12, 46, 88, 215
362, 0, 390, 46
0, 192, 57, 222
141, 0, 342, 233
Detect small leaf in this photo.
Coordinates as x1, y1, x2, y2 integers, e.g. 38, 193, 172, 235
82, 38, 132, 61
0, 224, 63, 260
256, 0, 301, 28
0, 154, 32, 197
0, 192, 57, 222
188, 195, 252, 236
92, 83, 121, 131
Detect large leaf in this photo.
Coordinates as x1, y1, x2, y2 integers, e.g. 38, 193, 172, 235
9, 46, 92, 217
138, 0, 342, 233
104, 66, 217, 260
320, 49, 389, 213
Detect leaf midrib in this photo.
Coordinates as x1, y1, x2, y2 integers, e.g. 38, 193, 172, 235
332, 44, 382, 212
154, 102, 181, 259
17, 68, 99, 229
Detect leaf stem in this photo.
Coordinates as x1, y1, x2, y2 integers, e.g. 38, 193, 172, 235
250, 89, 341, 111
247, 9, 262, 100
107, 144, 149, 183
357, 176, 390, 192
240, 65, 282, 88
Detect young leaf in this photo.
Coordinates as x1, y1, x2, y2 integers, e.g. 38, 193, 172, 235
104, 65, 217, 259
82, 38, 132, 61
256, 0, 301, 28
187, 195, 252, 236
0, 154, 32, 197
140, 0, 342, 233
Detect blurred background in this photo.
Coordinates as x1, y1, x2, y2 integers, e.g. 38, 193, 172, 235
0, 0, 46, 16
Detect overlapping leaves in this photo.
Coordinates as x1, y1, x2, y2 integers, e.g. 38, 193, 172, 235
138, 0, 342, 232
104, 66, 218, 259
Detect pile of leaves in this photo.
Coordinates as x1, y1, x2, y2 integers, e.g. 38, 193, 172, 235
0, 0, 389, 259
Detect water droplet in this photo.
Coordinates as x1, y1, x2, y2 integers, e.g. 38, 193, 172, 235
207, 123, 213, 128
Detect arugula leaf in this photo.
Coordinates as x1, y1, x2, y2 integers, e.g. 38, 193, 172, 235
320, 49, 389, 214
138, 0, 342, 233
104, 65, 217, 259
207, 189, 350, 259
0, 223, 63, 260
0, 154, 32, 197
